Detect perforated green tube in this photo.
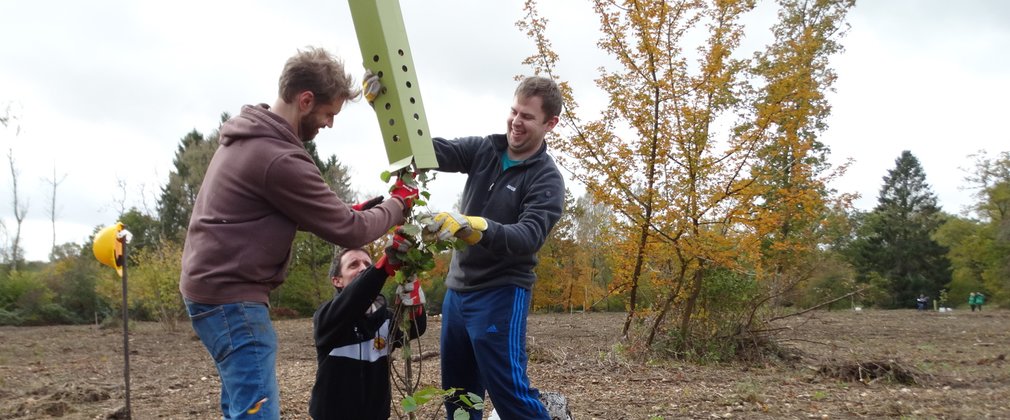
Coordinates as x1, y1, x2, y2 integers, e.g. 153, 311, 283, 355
348, 0, 438, 171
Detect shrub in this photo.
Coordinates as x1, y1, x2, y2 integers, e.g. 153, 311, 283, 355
0, 308, 24, 326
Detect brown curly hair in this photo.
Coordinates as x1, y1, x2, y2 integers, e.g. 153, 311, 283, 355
278, 47, 361, 105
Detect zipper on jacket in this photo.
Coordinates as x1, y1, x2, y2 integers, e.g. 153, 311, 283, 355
488, 159, 515, 192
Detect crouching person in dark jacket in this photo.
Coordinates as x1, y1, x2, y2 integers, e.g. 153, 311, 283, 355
309, 229, 427, 420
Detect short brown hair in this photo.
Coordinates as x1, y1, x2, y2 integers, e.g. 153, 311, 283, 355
515, 76, 563, 122
278, 47, 360, 105
328, 247, 367, 278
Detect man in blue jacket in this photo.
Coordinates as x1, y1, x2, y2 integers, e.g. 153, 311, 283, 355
425, 76, 565, 419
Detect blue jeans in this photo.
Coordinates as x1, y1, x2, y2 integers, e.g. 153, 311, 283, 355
441, 286, 548, 420
185, 300, 279, 419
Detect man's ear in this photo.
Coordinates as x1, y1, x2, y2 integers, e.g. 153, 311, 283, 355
297, 91, 315, 113
544, 115, 560, 132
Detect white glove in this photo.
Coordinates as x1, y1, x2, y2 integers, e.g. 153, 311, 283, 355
396, 278, 426, 307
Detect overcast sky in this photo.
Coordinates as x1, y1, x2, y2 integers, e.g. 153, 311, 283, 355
1, 1, 1008, 262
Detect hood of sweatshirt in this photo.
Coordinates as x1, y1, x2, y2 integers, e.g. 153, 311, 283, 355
219, 104, 301, 148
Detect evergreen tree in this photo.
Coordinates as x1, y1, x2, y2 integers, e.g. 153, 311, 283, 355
157, 125, 219, 242
849, 151, 951, 308
119, 208, 161, 257
273, 136, 359, 314
320, 155, 354, 201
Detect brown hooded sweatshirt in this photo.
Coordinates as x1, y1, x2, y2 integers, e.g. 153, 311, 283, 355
180, 104, 404, 305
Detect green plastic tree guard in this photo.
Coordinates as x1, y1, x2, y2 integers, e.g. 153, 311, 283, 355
348, 0, 438, 171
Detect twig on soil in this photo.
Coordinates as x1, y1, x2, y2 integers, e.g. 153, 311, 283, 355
747, 325, 793, 335
816, 359, 931, 386
775, 337, 835, 347
767, 287, 871, 323
409, 350, 439, 362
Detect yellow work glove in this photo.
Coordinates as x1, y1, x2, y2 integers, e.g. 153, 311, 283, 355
429, 212, 488, 245
362, 71, 383, 103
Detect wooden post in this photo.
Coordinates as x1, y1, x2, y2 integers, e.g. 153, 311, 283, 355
119, 238, 132, 419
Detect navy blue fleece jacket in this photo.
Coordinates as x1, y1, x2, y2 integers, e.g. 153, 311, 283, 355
432, 134, 565, 292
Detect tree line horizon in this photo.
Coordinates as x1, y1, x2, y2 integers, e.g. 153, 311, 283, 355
2, 0, 1006, 361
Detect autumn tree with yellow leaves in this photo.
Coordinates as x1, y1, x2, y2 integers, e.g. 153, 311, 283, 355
518, 0, 856, 359
534, 191, 619, 312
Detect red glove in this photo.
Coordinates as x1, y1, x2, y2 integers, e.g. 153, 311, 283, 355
351, 196, 383, 211
390, 177, 420, 210
374, 228, 412, 276
396, 278, 426, 306
396, 277, 426, 318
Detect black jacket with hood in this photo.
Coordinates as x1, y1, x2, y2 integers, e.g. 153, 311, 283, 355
309, 266, 426, 419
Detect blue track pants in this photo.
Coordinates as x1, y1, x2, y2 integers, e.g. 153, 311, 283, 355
441, 286, 548, 420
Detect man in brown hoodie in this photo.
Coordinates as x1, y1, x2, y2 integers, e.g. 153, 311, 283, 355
179, 47, 417, 419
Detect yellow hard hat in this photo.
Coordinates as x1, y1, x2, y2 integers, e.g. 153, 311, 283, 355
93, 222, 124, 275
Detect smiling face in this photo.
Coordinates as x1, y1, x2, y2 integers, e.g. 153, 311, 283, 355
505, 94, 559, 161
331, 249, 372, 290
276, 48, 357, 142
298, 96, 345, 142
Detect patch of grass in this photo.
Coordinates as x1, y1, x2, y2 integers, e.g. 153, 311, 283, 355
735, 379, 764, 404
596, 343, 631, 369
607, 342, 628, 358
812, 390, 828, 401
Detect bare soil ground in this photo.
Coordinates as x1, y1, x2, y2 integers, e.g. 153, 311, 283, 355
2, 309, 1009, 419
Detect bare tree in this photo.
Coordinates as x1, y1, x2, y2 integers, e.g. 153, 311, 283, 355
44, 163, 67, 258
7, 148, 28, 269
0, 222, 9, 263
3, 103, 28, 267
112, 177, 129, 217
136, 168, 161, 216
104, 174, 160, 220
0, 105, 10, 263
0, 102, 16, 129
